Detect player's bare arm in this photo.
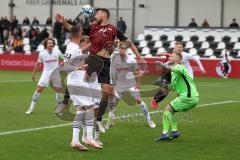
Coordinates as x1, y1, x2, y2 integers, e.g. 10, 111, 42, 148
55, 14, 73, 31
134, 68, 143, 89
81, 43, 91, 52
32, 62, 42, 81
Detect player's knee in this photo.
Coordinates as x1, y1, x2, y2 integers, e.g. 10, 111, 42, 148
36, 86, 44, 92
164, 105, 174, 112
54, 87, 62, 93
136, 99, 142, 104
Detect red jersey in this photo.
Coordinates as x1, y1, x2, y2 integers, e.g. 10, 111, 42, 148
84, 23, 128, 54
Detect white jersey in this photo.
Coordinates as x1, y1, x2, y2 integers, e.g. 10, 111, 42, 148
181, 52, 194, 79
65, 42, 97, 107
65, 42, 88, 86
38, 48, 62, 74
222, 52, 229, 63
111, 53, 139, 92
181, 52, 205, 79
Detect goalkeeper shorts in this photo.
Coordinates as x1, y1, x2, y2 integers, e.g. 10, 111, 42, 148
169, 96, 199, 112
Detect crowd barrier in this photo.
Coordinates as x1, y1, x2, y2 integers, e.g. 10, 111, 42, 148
0, 54, 239, 78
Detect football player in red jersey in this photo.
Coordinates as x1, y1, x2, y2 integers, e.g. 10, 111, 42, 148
55, 8, 144, 133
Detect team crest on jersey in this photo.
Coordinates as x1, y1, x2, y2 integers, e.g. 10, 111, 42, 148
215, 61, 232, 77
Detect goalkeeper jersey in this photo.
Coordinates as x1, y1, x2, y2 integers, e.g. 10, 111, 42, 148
169, 64, 199, 98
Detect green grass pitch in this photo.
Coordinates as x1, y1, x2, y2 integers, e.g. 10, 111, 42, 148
0, 71, 239, 160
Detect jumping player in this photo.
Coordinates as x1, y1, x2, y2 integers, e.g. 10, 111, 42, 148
25, 38, 63, 114
55, 8, 143, 133
154, 52, 199, 141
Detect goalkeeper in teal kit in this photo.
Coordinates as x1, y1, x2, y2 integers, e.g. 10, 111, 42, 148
154, 52, 199, 141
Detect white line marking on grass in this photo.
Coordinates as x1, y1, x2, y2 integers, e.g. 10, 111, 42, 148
0, 123, 71, 136
196, 100, 239, 107
0, 80, 31, 83
0, 100, 239, 136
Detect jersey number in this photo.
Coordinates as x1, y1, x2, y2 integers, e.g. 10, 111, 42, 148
65, 53, 72, 60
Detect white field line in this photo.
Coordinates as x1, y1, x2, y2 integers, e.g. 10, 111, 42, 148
0, 100, 239, 136
0, 80, 31, 83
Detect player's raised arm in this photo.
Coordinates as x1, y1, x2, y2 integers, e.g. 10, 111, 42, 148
116, 30, 143, 61
55, 14, 73, 31
190, 54, 206, 74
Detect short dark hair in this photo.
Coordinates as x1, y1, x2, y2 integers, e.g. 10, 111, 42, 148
43, 37, 55, 48
70, 26, 82, 38
96, 8, 110, 18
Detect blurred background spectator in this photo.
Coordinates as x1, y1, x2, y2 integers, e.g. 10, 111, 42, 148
201, 19, 210, 27
22, 17, 30, 25
45, 17, 52, 26
32, 17, 39, 26
13, 35, 23, 52
188, 18, 198, 27
117, 17, 127, 34
229, 18, 239, 28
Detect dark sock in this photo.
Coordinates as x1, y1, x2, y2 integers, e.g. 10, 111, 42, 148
62, 88, 70, 105
156, 94, 167, 103
97, 100, 109, 121
153, 90, 168, 103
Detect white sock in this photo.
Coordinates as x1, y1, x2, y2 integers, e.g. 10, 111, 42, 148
139, 101, 151, 120
108, 97, 117, 120
72, 110, 84, 144
94, 120, 100, 140
87, 125, 93, 141
29, 91, 41, 111
94, 130, 100, 140
72, 128, 80, 144
86, 110, 94, 141
55, 93, 62, 104
82, 123, 87, 142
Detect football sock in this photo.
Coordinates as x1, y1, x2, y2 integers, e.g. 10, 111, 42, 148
55, 93, 62, 104
81, 121, 86, 142
171, 114, 178, 132
85, 110, 94, 141
94, 120, 100, 140
63, 88, 70, 105
153, 90, 168, 103
108, 98, 117, 120
29, 91, 41, 111
72, 110, 84, 144
163, 110, 177, 134
139, 101, 150, 119
97, 100, 108, 121
162, 110, 171, 134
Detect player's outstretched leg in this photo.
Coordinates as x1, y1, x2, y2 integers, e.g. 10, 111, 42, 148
138, 100, 156, 128
70, 109, 88, 151
55, 88, 69, 114
151, 89, 168, 109
105, 96, 117, 129
25, 86, 43, 114
96, 84, 113, 133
